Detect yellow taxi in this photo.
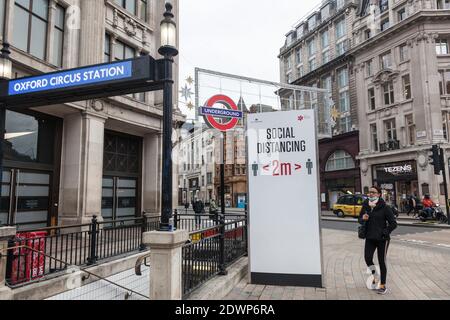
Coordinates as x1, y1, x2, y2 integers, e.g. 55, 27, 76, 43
333, 194, 368, 218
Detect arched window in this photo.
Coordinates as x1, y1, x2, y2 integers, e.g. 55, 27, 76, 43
325, 150, 355, 172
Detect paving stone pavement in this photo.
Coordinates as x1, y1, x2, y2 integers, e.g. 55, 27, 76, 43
225, 229, 450, 300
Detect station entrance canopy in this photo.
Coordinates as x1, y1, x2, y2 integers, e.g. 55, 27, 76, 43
0, 56, 163, 109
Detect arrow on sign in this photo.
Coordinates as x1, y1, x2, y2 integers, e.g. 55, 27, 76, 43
263, 164, 270, 172
295, 164, 302, 171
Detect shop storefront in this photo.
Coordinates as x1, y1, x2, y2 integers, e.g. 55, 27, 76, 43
372, 161, 419, 211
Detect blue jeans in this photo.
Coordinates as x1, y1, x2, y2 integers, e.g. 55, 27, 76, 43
423, 208, 434, 218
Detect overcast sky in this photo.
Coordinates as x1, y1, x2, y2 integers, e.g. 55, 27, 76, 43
178, 0, 322, 119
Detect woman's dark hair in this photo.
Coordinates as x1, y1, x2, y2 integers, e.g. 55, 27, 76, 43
370, 186, 382, 195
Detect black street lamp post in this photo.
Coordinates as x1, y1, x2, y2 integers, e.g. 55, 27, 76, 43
0, 41, 12, 222
158, 2, 178, 231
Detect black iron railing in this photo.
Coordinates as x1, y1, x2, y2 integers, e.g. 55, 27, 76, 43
182, 216, 247, 297
5, 215, 160, 287
4, 211, 247, 294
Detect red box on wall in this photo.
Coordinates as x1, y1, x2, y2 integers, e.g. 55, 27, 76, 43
10, 232, 47, 285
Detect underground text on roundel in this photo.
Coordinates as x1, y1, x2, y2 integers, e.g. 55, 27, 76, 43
8, 61, 132, 96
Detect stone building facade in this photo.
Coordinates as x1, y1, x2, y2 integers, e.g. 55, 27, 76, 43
0, 0, 183, 230
353, 0, 450, 208
279, 0, 362, 209
280, 0, 450, 209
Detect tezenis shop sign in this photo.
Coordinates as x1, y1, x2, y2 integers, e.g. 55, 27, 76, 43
383, 164, 413, 174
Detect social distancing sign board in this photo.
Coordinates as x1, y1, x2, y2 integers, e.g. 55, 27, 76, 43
247, 110, 324, 287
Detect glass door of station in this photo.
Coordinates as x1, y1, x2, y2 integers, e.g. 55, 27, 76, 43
1, 169, 51, 230
101, 176, 138, 222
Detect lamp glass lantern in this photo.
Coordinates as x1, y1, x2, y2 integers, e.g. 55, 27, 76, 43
158, 2, 178, 57
0, 43, 12, 80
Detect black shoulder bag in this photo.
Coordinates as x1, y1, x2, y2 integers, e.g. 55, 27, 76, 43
358, 208, 369, 239
358, 221, 367, 239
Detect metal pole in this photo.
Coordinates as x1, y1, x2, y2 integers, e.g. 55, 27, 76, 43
88, 215, 98, 265
0, 105, 5, 209
219, 132, 227, 275
221, 132, 225, 218
441, 148, 450, 224
160, 56, 174, 231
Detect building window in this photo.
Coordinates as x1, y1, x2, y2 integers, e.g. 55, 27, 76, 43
322, 50, 330, 64
336, 0, 345, 10
399, 44, 409, 62
439, 70, 450, 95
321, 30, 329, 49
384, 119, 397, 141
370, 124, 378, 151
365, 29, 372, 40
308, 39, 316, 57
443, 113, 449, 141
339, 91, 349, 113
337, 67, 348, 88
295, 48, 302, 65
309, 57, 316, 72
325, 150, 355, 172
297, 65, 304, 78
436, 39, 449, 55
368, 88, 376, 110
380, 0, 389, 12
0, 0, 5, 38
380, 51, 392, 69
406, 114, 415, 146
437, 0, 450, 9
383, 81, 395, 105
115, 0, 136, 15
139, 0, 147, 22
397, 8, 406, 22
13, 0, 49, 60
402, 74, 411, 100
308, 15, 317, 31
340, 115, 352, 133
114, 39, 135, 61
104, 34, 111, 62
285, 56, 292, 72
380, 19, 390, 32
336, 40, 347, 56
52, 4, 65, 67
286, 73, 292, 84
335, 19, 346, 40
366, 59, 373, 77
207, 173, 213, 185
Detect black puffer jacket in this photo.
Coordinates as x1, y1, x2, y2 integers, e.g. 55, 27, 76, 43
358, 198, 397, 241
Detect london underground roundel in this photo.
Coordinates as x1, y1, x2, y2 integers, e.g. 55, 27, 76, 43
199, 94, 243, 132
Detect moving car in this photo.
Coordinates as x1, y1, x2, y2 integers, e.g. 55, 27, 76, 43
333, 195, 367, 218
333, 194, 399, 218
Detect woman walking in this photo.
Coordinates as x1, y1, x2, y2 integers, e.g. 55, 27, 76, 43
359, 186, 397, 295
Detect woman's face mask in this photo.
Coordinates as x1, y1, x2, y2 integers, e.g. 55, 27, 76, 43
369, 197, 379, 202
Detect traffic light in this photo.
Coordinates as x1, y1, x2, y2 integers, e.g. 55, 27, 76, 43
429, 145, 443, 175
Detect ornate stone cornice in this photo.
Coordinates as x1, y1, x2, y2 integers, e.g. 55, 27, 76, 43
373, 69, 400, 86
407, 31, 439, 47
